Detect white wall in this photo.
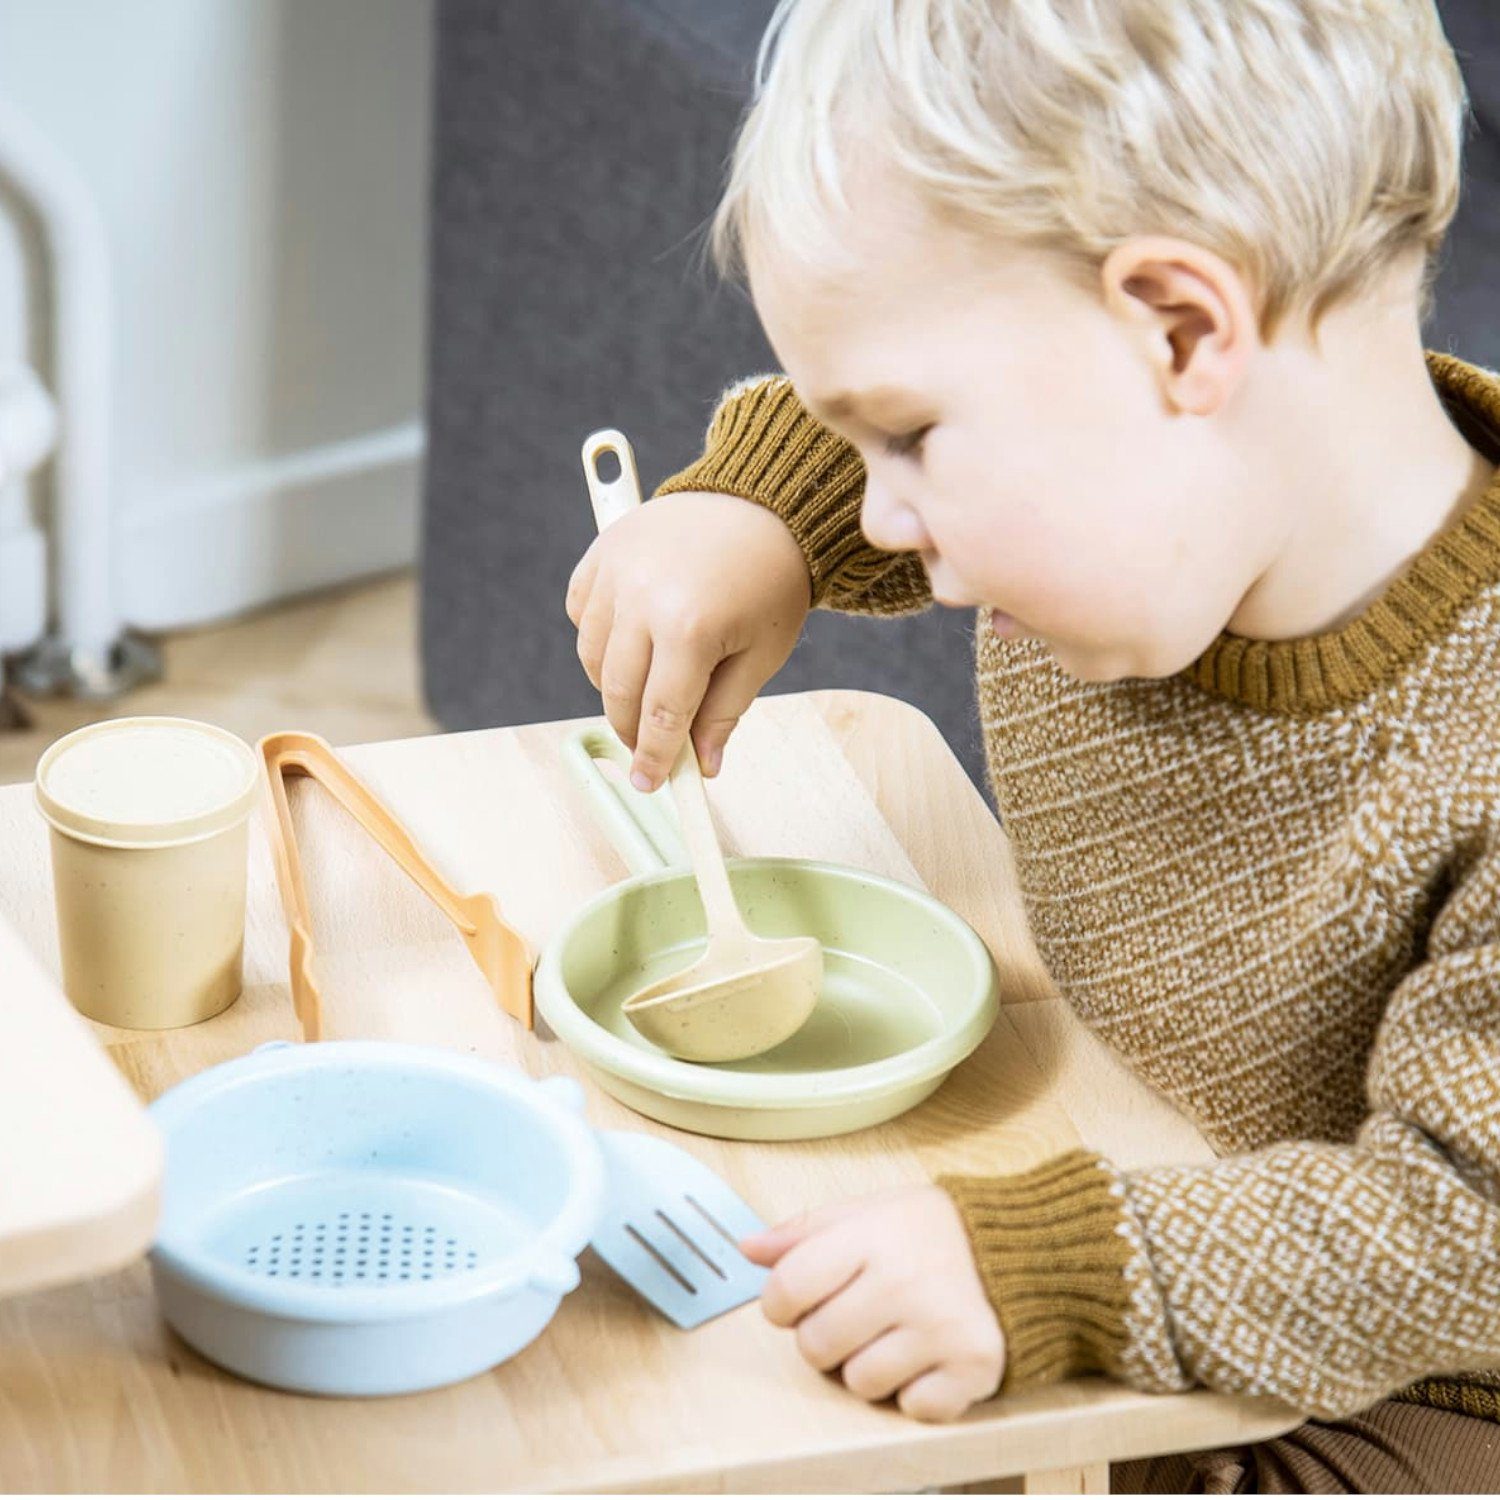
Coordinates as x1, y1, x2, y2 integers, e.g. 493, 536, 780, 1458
0, 0, 431, 631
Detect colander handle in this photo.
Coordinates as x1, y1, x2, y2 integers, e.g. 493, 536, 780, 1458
561, 727, 688, 876
528, 1255, 581, 1297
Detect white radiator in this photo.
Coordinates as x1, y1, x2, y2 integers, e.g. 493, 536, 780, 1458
0, 0, 431, 694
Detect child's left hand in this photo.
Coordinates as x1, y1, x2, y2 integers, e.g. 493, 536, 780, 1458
740, 1185, 1005, 1422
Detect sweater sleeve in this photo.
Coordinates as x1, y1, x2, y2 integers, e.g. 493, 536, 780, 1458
654, 375, 932, 617
939, 840, 1500, 1417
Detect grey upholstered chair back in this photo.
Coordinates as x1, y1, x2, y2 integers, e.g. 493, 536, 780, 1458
423, 0, 1498, 792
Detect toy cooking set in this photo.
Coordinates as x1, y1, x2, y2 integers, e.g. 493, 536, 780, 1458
26, 432, 998, 1398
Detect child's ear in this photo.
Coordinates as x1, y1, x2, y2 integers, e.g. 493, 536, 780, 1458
1100, 237, 1258, 417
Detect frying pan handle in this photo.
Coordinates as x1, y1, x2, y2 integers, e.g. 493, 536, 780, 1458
562, 726, 688, 876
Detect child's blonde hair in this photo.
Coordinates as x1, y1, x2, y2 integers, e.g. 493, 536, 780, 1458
714, 0, 1468, 332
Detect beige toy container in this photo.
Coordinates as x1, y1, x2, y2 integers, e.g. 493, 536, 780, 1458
35, 717, 258, 1029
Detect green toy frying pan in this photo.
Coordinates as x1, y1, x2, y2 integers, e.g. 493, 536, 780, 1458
534, 727, 999, 1141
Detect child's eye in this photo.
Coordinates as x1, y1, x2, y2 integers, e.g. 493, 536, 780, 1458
883, 425, 933, 459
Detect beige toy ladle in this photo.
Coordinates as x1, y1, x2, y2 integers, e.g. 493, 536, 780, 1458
581, 429, 823, 1063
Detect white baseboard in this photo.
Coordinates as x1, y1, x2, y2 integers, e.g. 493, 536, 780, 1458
118, 424, 423, 632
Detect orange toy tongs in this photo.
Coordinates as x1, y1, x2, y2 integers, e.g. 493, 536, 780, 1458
258, 731, 534, 1040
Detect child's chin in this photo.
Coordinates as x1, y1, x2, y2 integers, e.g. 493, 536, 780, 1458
1049, 641, 1147, 683
1054, 636, 1201, 683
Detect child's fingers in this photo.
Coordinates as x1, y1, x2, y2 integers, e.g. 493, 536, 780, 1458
739, 1224, 798, 1266
743, 1186, 923, 1267
739, 1199, 853, 1265
574, 590, 614, 693
565, 547, 599, 626
631, 647, 715, 791
599, 626, 653, 752
790, 1271, 898, 1373
840, 1328, 934, 1404
895, 1365, 983, 1424
758, 1229, 864, 1328
691, 651, 766, 778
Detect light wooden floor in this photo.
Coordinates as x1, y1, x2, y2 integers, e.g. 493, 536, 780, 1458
0, 573, 435, 787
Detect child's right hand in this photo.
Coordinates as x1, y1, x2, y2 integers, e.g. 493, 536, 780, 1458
566, 489, 813, 791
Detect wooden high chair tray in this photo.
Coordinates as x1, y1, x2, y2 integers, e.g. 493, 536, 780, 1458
0, 693, 1300, 1493
0, 910, 160, 1298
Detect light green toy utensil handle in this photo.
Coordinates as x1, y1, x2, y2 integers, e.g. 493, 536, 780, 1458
562, 727, 689, 876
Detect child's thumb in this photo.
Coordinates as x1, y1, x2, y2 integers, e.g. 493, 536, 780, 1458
739, 1205, 838, 1266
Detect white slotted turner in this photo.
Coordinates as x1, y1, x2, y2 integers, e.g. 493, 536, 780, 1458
590, 1129, 769, 1329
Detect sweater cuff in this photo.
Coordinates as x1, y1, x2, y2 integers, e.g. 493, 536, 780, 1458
938, 1150, 1136, 1393
654, 377, 870, 606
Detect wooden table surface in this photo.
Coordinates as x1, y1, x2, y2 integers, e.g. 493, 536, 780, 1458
0, 690, 1299, 1493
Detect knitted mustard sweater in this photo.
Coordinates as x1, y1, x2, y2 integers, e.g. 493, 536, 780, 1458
657, 353, 1500, 1424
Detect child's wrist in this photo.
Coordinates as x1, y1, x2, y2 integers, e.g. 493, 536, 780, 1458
655, 378, 865, 605
938, 1151, 1135, 1392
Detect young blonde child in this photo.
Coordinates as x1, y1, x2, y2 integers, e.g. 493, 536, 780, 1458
566, 0, 1500, 1487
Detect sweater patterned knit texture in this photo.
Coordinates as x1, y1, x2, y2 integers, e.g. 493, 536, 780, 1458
656, 354, 1500, 1424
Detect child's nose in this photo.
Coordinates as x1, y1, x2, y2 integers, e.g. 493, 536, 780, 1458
860, 480, 930, 554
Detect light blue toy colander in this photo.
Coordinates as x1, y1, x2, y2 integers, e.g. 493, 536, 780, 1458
149, 1040, 606, 1397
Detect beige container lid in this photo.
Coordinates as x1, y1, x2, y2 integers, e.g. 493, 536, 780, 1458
35, 717, 258, 848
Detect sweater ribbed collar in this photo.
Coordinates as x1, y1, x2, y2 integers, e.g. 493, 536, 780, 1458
1187, 353, 1500, 715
